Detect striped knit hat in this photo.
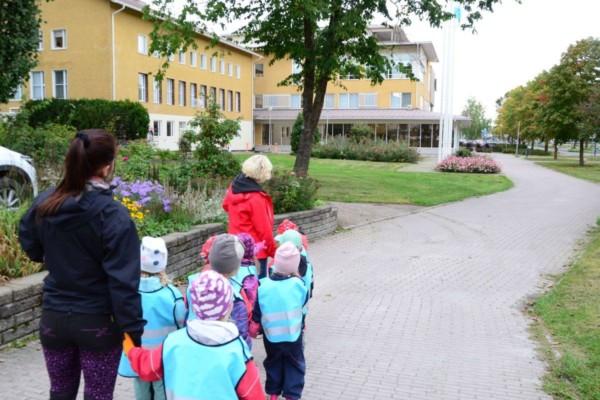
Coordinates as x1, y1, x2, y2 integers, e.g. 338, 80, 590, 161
189, 270, 233, 321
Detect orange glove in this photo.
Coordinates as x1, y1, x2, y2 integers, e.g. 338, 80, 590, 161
122, 333, 135, 356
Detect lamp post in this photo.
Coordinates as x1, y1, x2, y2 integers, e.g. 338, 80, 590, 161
268, 106, 273, 151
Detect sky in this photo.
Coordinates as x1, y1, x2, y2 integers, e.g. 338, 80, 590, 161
156, 0, 600, 121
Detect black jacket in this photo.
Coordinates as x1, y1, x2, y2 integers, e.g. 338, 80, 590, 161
19, 186, 145, 342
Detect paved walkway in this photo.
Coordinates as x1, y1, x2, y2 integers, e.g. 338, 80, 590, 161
2, 154, 600, 399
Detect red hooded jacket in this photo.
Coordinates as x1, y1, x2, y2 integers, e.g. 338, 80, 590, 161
222, 174, 275, 259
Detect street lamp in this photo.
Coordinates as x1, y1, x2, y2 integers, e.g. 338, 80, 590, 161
268, 106, 273, 151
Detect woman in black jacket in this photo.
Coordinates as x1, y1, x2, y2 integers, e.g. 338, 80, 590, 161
19, 129, 144, 400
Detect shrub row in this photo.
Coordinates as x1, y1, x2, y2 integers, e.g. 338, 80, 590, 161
312, 138, 419, 163
22, 98, 149, 140
265, 172, 320, 214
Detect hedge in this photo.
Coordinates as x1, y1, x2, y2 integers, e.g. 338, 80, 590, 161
22, 99, 150, 140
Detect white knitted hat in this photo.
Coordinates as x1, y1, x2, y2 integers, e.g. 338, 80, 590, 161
140, 236, 168, 273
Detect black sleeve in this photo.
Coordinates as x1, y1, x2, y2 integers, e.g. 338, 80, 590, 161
251, 294, 262, 323
298, 255, 308, 277
102, 205, 145, 344
18, 196, 46, 263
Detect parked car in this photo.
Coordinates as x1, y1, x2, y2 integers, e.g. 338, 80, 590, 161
0, 146, 38, 208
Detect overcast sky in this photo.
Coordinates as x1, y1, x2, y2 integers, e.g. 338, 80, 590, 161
160, 0, 600, 121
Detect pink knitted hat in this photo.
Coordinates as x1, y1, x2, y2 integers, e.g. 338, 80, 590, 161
273, 242, 300, 275
189, 270, 233, 321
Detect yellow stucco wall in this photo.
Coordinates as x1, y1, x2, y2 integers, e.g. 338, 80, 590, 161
114, 7, 254, 120
254, 54, 436, 110
1, 0, 113, 112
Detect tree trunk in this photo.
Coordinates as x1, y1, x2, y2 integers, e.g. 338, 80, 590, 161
579, 138, 585, 166
544, 137, 549, 153
530, 140, 534, 151
553, 142, 558, 160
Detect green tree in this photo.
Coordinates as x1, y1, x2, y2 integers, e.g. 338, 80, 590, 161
291, 113, 320, 154
187, 100, 241, 158
461, 98, 491, 140
146, 0, 509, 176
0, 0, 44, 103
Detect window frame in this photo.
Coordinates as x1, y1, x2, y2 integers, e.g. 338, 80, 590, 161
219, 88, 225, 109
220, 59, 225, 75
30, 71, 45, 100
51, 29, 67, 50
227, 90, 233, 112
228, 63, 233, 77
211, 56, 218, 72
190, 51, 197, 67
137, 34, 148, 55
166, 121, 173, 137
178, 80, 187, 106
138, 73, 148, 102
200, 54, 207, 70
37, 31, 43, 51
200, 85, 207, 108
235, 65, 241, 79
235, 91, 241, 112
152, 120, 161, 137
190, 83, 198, 108
10, 85, 23, 101
254, 63, 264, 77
52, 70, 68, 99
178, 51, 186, 64
153, 78, 162, 104
166, 78, 175, 105
323, 94, 335, 109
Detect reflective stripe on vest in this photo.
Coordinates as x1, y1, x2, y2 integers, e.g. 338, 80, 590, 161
119, 285, 182, 378
162, 328, 251, 400
258, 276, 307, 343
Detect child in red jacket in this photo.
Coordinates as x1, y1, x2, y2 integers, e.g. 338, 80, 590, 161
123, 270, 265, 400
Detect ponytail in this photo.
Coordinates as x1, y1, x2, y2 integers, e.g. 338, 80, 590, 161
37, 129, 117, 217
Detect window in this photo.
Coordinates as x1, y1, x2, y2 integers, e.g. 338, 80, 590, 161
53, 70, 68, 99
37, 31, 43, 51
255, 63, 264, 77
166, 121, 173, 137
235, 92, 241, 112
167, 79, 175, 105
178, 81, 186, 106
178, 121, 187, 135
359, 93, 377, 107
190, 83, 197, 107
235, 65, 241, 79
137, 35, 148, 54
228, 63, 233, 77
220, 59, 225, 74
292, 61, 302, 74
153, 120, 161, 136
31, 71, 44, 100
52, 29, 67, 50
178, 51, 186, 64
138, 73, 148, 102
200, 85, 207, 108
403, 93, 412, 108
219, 88, 225, 109
211, 56, 217, 72
210, 87, 217, 102
153, 79, 162, 104
168, 53, 175, 62
339, 93, 359, 109
291, 94, 301, 109
200, 54, 207, 69
324, 94, 335, 109
227, 90, 233, 112
190, 52, 197, 67
10, 85, 23, 101
254, 95, 263, 109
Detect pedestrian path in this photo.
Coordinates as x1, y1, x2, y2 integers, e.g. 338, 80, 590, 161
2, 154, 600, 399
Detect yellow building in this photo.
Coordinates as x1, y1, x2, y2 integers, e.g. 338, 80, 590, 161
2, 0, 259, 151
252, 26, 466, 152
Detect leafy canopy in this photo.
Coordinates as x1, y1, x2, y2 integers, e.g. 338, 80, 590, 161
461, 97, 491, 140
0, 0, 44, 102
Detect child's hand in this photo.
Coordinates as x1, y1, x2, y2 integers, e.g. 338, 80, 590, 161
122, 333, 135, 355
254, 241, 266, 255
248, 320, 262, 338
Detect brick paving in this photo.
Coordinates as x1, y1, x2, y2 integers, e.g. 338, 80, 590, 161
2, 154, 600, 399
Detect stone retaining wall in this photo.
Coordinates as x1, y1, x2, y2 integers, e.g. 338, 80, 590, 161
0, 205, 337, 346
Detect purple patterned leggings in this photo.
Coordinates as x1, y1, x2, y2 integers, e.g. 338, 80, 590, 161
40, 310, 122, 400
42, 346, 121, 400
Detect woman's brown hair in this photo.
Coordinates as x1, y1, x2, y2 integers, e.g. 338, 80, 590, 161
37, 129, 117, 217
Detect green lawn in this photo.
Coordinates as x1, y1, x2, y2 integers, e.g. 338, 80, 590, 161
534, 221, 600, 399
235, 154, 513, 206
533, 156, 600, 184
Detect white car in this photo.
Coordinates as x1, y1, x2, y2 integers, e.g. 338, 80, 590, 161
0, 146, 38, 208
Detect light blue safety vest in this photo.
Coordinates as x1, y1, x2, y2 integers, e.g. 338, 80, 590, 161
301, 250, 314, 300
162, 328, 251, 400
186, 273, 200, 322
236, 264, 257, 285
258, 276, 307, 343
119, 282, 184, 377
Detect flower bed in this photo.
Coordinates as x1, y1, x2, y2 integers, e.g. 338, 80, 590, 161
312, 138, 419, 163
436, 156, 501, 174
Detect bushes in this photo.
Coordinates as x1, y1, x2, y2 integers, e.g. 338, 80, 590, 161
23, 98, 149, 140
348, 124, 372, 143
436, 156, 501, 173
0, 120, 74, 166
312, 138, 419, 163
265, 172, 319, 214
455, 148, 473, 157
0, 205, 42, 280
290, 113, 321, 154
